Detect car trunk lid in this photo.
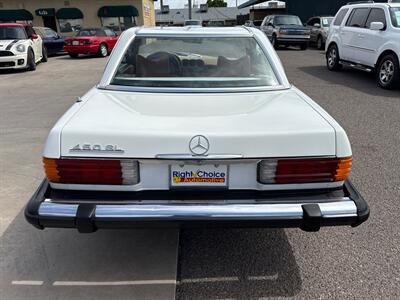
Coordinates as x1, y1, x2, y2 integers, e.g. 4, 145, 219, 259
60, 88, 336, 158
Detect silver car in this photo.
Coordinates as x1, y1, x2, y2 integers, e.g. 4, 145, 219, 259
306, 16, 334, 50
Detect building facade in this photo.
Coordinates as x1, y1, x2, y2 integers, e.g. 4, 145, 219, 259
0, 0, 156, 34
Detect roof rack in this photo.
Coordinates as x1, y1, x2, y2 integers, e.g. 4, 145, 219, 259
347, 1, 374, 5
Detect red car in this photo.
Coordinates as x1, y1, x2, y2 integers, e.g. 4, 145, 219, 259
64, 27, 118, 58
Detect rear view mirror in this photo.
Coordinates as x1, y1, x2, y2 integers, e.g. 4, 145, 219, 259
370, 22, 384, 31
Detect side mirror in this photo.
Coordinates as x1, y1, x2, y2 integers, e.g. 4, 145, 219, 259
30, 34, 39, 40
268, 23, 274, 27
370, 21, 384, 31
314, 23, 321, 28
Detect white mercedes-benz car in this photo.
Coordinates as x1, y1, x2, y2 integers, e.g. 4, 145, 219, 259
25, 27, 369, 233
0, 23, 46, 71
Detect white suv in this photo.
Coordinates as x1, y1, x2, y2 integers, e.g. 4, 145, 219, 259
325, 1, 400, 89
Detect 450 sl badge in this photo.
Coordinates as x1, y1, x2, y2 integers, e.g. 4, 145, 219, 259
70, 144, 124, 154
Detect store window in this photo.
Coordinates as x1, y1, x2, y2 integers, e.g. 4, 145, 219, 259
58, 18, 82, 32
98, 6, 138, 32
101, 16, 136, 31
56, 7, 83, 33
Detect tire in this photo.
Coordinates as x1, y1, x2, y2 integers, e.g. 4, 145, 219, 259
300, 43, 308, 50
317, 36, 324, 50
271, 34, 279, 50
326, 44, 342, 71
26, 49, 36, 71
376, 54, 400, 90
41, 45, 48, 63
68, 53, 79, 58
98, 43, 108, 57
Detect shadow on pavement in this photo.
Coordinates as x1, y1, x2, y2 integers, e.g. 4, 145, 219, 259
176, 228, 301, 299
299, 65, 400, 97
0, 211, 178, 299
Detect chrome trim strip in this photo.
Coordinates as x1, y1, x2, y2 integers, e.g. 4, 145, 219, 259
100, 85, 291, 94
155, 154, 244, 160
38, 200, 357, 220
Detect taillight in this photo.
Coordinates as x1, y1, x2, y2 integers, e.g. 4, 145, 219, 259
258, 157, 352, 184
43, 158, 139, 185
65, 40, 71, 45
84, 39, 92, 44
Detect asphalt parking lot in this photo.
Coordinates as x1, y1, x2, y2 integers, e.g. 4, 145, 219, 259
1, 50, 399, 299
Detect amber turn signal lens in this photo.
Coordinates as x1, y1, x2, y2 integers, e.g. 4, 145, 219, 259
43, 157, 60, 183
334, 157, 352, 181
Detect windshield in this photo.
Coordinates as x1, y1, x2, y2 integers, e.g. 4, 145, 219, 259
390, 8, 400, 28
275, 16, 303, 26
185, 20, 201, 26
0, 26, 27, 40
322, 17, 333, 27
111, 36, 279, 89
77, 29, 98, 36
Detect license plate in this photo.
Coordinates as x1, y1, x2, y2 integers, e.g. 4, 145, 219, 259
170, 164, 228, 187
72, 41, 79, 45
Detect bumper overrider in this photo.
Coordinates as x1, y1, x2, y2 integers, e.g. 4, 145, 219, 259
25, 179, 369, 233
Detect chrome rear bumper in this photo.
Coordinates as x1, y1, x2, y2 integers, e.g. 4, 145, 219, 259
25, 180, 369, 233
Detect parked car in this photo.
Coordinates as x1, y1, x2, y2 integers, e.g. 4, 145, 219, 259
25, 27, 369, 233
64, 27, 118, 58
244, 20, 263, 29
33, 26, 65, 56
261, 15, 311, 50
326, 1, 400, 89
184, 20, 202, 27
0, 23, 46, 71
306, 16, 334, 49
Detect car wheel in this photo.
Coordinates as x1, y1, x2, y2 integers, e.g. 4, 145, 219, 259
317, 36, 324, 50
69, 53, 79, 58
271, 35, 279, 49
377, 54, 400, 90
27, 49, 36, 71
98, 43, 108, 57
300, 43, 308, 50
326, 44, 342, 71
41, 46, 48, 63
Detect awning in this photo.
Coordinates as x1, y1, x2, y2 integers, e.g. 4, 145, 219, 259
56, 7, 83, 19
238, 0, 268, 9
97, 6, 139, 18
0, 9, 33, 21
35, 8, 56, 17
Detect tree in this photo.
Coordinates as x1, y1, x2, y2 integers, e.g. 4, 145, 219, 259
207, 0, 228, 7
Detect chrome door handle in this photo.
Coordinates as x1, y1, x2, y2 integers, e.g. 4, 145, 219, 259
358, 34, 365, 38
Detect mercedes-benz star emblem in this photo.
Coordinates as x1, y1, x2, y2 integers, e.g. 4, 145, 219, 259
189, 135, 210, 156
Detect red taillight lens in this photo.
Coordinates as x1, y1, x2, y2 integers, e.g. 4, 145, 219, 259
258, 157, 352, 184
43, 158, 139, 185
65, 40, 71, 45
84, 39, 92, 44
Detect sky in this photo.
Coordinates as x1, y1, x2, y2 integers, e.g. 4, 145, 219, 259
155, 0, 251, 9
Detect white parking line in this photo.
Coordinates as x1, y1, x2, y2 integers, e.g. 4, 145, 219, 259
178, 277, 239, 284
247, 274, 279, 281
11, 281, 44, 286
52, 280, 176, 286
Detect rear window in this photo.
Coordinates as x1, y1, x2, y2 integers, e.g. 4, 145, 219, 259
111, 36, 279, 89
333, 8, 349, 26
